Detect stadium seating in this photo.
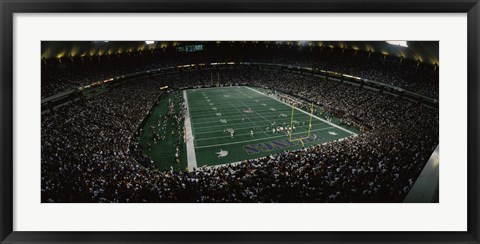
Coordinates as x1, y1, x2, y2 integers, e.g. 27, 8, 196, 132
41, 65, 438, 203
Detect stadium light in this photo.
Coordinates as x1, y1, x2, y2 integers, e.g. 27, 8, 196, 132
386, 41, 408, 47
298, 41, 308, 46
145, 41, 155, 45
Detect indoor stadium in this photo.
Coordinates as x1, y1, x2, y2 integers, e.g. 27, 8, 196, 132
41, 41, 439, 203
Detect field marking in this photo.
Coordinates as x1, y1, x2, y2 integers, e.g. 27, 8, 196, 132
245, 86, 358, 136
195, 126, 334, 149
189, 99, 273, 107
183, 90, 198, 171
235, 88, 312, 134
191, 108, 288, 116
201, 136, 358, 169
190, 104, 289, 115
190, 101, 279, 108
195, 122, 331, 141
196, 132, 263, 141
191, 111, 314, 125
194, 121, 324, 135
191, 107, 290, 118
221, 93, 271, 138
227, 94, 288, 126
191, 110, 292, 122
194, 118, 323, 132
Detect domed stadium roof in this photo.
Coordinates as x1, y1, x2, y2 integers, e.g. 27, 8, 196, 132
41, 41, 439, 65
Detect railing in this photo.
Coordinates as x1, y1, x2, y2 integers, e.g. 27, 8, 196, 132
404, 145, 440, 203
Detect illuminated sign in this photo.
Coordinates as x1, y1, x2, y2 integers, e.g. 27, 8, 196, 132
177, 44, 204, 52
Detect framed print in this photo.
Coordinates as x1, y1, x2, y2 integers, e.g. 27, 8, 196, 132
1, 0, 479, 243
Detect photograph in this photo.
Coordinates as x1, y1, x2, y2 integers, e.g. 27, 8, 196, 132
2, 0, 477, 241
41, 40, 439, 203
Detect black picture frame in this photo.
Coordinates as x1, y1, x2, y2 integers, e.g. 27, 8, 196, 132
1, 0, 479, 243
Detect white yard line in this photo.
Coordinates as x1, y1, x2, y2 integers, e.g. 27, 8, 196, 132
189, 99, 274, 106
245, 86, 358, 136
183, 90, 198, 171
195, 122, 326, 135
191, 108, 290, 121
235, 89, 285, 123
196, 132, 259, 141
189, 103, 283, 110
222, 93, 271, 138
195, 126, 334, 149
192, 111, 309, 125
194, 119, 324, 132
196, 122, 331, 141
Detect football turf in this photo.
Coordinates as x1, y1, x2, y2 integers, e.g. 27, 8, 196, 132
185, 86, 358, 168
139, 92, 188, 171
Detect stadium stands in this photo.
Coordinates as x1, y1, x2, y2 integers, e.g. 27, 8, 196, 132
41, 43, 439, 98
41, 64, 438, 202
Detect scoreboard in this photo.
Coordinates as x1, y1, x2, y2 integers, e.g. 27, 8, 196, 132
177, 44, 204, 53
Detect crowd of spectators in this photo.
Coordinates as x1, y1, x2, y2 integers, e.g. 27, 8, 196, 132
41, 67, 438, 203
42, 45, 439, 98
132, 91, 187, 167
42, 78, 162, 201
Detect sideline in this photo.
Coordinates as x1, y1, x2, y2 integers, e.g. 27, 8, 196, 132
183, 90, 198, 171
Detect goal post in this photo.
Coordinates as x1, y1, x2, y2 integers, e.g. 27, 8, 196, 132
307, 102, 314, 138
289, 100, 315, 142
289, 102, 295, 141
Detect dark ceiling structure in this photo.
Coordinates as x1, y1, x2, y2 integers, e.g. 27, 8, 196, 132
41, 41, 439, 65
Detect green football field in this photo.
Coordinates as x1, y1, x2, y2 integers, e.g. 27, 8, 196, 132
139, 92, 188, 171
184, 86, 358, 168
